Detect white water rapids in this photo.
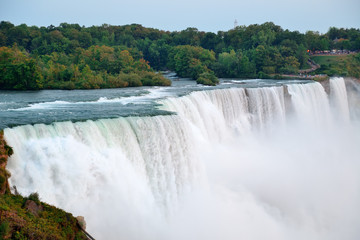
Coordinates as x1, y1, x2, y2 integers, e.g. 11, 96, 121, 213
4, 78, 360, 240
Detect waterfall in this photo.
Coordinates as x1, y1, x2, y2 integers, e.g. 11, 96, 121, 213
330, 77, 350, 122
345, 78, 360, 119
286, 82, 331, 125
4, 78, 360, 240
245, 86, 286, 130
4, 116, 204, 238
159, 88, 251, 141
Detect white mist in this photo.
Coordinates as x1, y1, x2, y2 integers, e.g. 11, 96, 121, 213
4, 78, 360, 240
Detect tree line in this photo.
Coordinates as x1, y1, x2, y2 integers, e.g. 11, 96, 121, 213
1, 21, 360, 89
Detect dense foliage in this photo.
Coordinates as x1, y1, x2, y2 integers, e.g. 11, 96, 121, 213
1, 21, 360, 89
0, 193, 87, 239
0, 46, 42, 90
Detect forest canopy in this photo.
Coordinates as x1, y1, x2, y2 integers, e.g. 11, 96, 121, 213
1, 21, 359, 89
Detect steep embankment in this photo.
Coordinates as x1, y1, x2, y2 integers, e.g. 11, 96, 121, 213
0, 131, 12, 194
0, 131, 88, 240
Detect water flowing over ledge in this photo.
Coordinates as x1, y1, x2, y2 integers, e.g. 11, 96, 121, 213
4, 78, 360, 240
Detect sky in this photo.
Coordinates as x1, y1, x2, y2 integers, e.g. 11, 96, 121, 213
1, 0, 359, 33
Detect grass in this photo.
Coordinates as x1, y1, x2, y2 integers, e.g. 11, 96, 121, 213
299, 61, 311, 70
311, 55, 350, 66
311, 53, 360, 78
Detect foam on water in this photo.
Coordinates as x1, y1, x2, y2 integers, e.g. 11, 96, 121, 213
4, 78, 360, 240
6, 87, 176, 111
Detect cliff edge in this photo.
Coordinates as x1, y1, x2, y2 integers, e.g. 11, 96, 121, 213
0, 130, 12, 194
0, 130, 88, 240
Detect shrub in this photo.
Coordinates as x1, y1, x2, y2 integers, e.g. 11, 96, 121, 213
257, 71, 271, 79
106, 75, 128, 88
0, 173, 5, 185
196, 71, 219, 86
0, 157, 6, 164
28, 192, 40, 204
4, 144, 13, 157
120, 73, 142, 87
0, 168, 11, 186
140, 72, 171, 86
0, 221, 10, 239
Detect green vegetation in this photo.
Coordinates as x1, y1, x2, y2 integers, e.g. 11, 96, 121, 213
311, 55, 349, 65
0, 130, 12, 195
0, 193, 87, 240
313, 53, 360, 78
0, 45, 170, 90
167, 45, 218, 83
0, 131, 87, 240
0, 221, 10, 238
0, 46, 42, 90
1, 21, 359, 89
196, 71, 219, 86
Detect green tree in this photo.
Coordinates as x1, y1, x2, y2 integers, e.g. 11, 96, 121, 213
0, 46, 42, 90
168, 45, 216, 79
196, 71, 219, 86
217, 50, 239, 77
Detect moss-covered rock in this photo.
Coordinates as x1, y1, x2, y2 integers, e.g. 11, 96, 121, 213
0, 193, 87, 240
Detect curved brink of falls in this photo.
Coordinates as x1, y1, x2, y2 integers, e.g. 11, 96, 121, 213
4, 78, 360, 240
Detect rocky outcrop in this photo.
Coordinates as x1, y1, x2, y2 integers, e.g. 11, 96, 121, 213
0, 193, 88, 240
0, 130, 12, 194
0, 131, 90, 239
25, 200, 44, 217
76, 216, 87, 230
320, 78, 330, 94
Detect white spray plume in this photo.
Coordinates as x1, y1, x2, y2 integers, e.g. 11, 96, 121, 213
4, 78, 360, 240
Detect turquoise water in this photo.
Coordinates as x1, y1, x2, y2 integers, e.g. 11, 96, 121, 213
0, 77, 311, 129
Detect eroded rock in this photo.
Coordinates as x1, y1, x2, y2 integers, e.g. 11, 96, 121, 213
25, 200, 43, 217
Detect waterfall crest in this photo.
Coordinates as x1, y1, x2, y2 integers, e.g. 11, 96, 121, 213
4, 78, 359, 240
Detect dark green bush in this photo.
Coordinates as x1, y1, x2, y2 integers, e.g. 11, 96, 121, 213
4, 144, 13, 157
196, 71, 219, 86
28, 192, 40, 204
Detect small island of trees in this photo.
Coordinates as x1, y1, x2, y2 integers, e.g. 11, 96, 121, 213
1, 21, 359, 90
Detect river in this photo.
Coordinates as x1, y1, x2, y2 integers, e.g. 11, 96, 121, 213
1, 77, 359, 240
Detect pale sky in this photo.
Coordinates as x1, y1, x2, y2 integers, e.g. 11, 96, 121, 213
1, 0, 359, 33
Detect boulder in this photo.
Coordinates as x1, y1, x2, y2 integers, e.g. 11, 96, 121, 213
76, 216, 86, 230
25, 200, 43, 217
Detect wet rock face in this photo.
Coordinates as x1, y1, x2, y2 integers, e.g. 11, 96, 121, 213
320, 79, 330, 94
76, 216, 87, 230
25, 200, 44, 217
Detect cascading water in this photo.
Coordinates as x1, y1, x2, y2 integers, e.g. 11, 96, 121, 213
245, 86, 286, 130
4, 115, 204, 239
4, 78, 360, 240
346, 78, 360, 119
330, 77, 350, 122
159, 88, 251, 141
286, 82, 332, 125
